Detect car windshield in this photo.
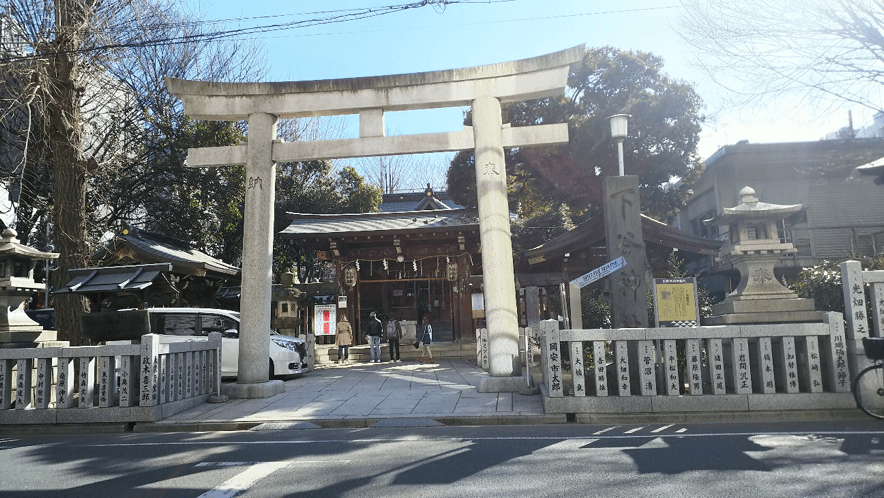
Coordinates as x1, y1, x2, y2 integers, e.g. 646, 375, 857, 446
229, 311, 280, 335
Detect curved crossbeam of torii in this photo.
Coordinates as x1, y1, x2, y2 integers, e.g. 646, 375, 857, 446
165, 45, 584, 397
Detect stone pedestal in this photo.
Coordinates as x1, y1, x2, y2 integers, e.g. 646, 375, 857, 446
222, 380, 285, 399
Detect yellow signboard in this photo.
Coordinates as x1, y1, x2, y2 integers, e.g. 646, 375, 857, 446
653, 277, 699, 327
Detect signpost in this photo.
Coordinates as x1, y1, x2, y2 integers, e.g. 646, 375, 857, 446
651, 277, 700, 389
653, 277, 700, 327
570, 256, 627, 289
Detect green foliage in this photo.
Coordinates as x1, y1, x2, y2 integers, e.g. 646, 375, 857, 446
793, 260, 845, 312
580, 288, 612, 329
510, 204, 576, 254
793, 256, 884, 314
447, 46, 705, 222
114, 114, 249, 264
273, 161, 382, 278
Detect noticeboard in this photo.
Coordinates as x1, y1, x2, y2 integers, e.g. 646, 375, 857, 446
653, 277, 700, 327
313, 304, 336, 335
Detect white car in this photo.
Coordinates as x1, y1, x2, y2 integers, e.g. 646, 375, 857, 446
142, 308, 309, 378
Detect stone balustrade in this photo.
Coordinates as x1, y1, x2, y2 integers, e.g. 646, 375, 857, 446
538, 313, 855, 415
840, 261, 884, 373
0, 333, 221, 424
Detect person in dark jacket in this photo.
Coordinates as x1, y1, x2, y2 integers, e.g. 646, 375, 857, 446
365, 311, 384, 363
386, 317, 402, 362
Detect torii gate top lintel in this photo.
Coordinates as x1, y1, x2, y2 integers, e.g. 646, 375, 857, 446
164, 45, 584, 121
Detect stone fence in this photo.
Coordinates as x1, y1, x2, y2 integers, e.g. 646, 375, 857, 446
840, 261, 884, 375
538, 313, 856, 415
0, 333, 221, 425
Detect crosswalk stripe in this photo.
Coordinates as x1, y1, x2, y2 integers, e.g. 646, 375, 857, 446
197, 461, 289, 498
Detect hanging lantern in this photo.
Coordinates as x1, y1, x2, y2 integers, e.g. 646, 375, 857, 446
447, 260, 458, 281
344, 266, 357, 288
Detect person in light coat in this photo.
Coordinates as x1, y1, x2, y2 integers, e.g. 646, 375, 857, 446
335, 315, 353, 364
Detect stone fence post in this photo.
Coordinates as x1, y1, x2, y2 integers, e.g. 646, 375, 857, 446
840, 260, 880, 378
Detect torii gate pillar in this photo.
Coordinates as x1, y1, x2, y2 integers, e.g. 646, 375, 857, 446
232, 112, 283, 397
472, 95, 520, 377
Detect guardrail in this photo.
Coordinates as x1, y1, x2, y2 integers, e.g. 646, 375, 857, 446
538, 313, 855, 414
0, 333, 221, 424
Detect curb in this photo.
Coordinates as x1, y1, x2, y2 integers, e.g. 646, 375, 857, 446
0, 409, 869, 435
133, 414, 570, 433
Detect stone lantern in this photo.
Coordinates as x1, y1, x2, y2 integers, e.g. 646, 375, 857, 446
703, 187, 822, 325
0, 228, 60, 344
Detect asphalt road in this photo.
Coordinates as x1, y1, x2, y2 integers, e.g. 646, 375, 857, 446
0, 420, 882, 498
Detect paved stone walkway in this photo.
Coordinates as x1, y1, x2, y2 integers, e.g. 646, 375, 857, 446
153, 360, 547, 429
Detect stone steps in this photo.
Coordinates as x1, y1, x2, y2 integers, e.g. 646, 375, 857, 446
315, 342, 476, 364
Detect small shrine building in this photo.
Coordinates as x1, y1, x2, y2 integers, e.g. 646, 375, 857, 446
280, 186, 481, 344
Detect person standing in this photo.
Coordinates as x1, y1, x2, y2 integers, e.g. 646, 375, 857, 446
418, 315, 434, 363
335, 315, 352, 364
386, 317, 402, 362
365, 311, 384, 363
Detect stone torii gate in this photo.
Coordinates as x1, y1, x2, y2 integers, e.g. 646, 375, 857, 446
166, 45, 584, 398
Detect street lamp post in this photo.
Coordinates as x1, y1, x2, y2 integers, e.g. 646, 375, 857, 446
607, 114, 630, 176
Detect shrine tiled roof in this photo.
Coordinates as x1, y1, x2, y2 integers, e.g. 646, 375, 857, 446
281, 209, 479, 239
92, 227, 240, 279
379, 190, 464, 213
56, 263, 175, 295
526, 214, 722, 266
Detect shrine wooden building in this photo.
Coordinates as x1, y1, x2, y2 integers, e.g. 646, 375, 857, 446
280, 192, 481, 343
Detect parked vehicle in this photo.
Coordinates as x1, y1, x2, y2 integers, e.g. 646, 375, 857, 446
106, 308, 308, 379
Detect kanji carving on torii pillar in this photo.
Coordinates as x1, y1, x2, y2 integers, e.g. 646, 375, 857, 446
165, 46, 583, 396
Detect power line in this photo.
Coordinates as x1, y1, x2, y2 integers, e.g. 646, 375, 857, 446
0, 0, 476, 64
204, 4, 683, 41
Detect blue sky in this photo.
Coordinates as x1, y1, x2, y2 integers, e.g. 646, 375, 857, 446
184, 0, 869, 179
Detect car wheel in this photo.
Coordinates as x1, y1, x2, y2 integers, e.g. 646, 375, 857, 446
268, 359, 276, 380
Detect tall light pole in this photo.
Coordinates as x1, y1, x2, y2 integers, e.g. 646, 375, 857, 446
607, 114, 630, 176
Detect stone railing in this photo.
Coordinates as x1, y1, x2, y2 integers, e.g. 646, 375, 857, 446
0, 333, 221, 425
538, 313, 855, 415
840, 261, 884, 374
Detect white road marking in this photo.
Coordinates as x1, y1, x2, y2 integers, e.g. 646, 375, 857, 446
196, 460, 350, 467
80, 430, 884, 448
623, 427, 645, 434
197, 461, 289, 498
593, 426, 617, 435
651, 424, 675, 433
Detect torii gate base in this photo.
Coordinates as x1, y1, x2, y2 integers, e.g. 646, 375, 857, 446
167, 46, 583, 397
